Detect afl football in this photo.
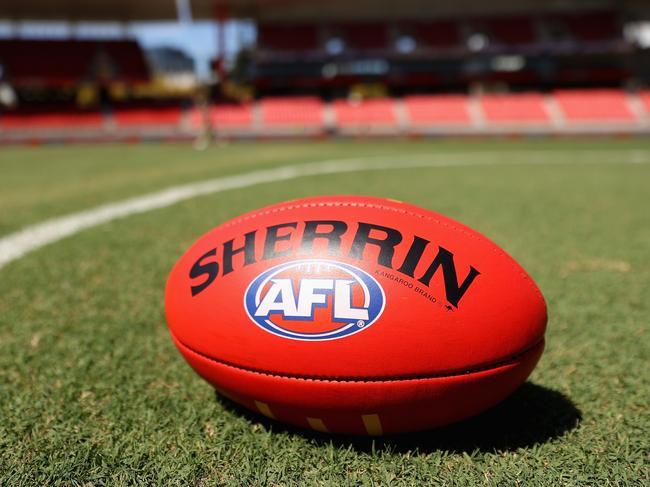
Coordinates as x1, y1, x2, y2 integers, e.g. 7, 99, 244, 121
165, 196, 546, 435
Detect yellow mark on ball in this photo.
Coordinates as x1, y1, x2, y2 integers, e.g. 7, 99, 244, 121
362, 414, 383, 436
254, 401, 275, 419
307, 417, 328, 433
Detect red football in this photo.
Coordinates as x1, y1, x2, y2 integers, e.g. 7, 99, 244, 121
165, 195, 546, 435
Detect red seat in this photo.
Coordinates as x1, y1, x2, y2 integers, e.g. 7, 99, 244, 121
333, 99, 397, 126
480, 93, 549, 123
486, 17, 537, 44
113, 107, 182, 127
258, 24, 319, 51
0, 39, 149, 87
261, 97, 323, 127
190, 104, 253, 129
410, 21, 461, 49
404, 95, 471, 125
551, 12, 619, 41
637, 91, 650, 116
0, 40, 89, 86
340, 23, 389, 50
100, 40, 150, 83
554, 90, 635, 123
0, 110, 103, 130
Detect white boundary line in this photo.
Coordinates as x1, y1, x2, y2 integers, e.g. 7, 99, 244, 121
0, 150, 648, 270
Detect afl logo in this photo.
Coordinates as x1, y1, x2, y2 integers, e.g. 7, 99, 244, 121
244, 260, 385, 341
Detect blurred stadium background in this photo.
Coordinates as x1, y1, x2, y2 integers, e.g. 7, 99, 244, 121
2, 2, 649, 484
1, 0, 650, 143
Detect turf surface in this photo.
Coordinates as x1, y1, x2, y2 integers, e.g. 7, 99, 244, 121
0, 139, 648, 486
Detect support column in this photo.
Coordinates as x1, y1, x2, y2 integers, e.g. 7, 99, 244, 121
214, 0, 229, 81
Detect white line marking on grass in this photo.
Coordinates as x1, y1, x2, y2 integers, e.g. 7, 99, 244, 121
0, 150, 648, 270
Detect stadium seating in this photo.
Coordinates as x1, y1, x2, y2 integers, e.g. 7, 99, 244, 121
403, 95, 471, 125
0, 109, 104, 130
554, 89, 636, 123
333, 98, 397, 128
260, 97, 324, 128
480, 93, 550, 124
100, 41, 150, 83
3, 90, 649, 142
340, 23, 389, 50
113, 106, 183, 127
552, 11, 619, 42
257, 24, 319, 51
0, 40, 90, 86
410, 21, 461, 49
0, 39, 149, 87
485, 17, 538, 45
638, 91, 650, 117
190, 104, 253, 130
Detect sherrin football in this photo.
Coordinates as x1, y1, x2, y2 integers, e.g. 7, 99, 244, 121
165, 196, 547, 435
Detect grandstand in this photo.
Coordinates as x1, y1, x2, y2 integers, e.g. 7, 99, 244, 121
0, 39, 149, 88
0, 0, 649, 141
2, 90, 648, 142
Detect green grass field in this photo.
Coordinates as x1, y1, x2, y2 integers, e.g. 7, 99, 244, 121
0, 139, 648, 486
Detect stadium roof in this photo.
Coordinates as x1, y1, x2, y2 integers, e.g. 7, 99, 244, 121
1, 0, 648, 21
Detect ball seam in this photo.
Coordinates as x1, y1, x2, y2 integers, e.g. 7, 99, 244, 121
172, 333, 544, 383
